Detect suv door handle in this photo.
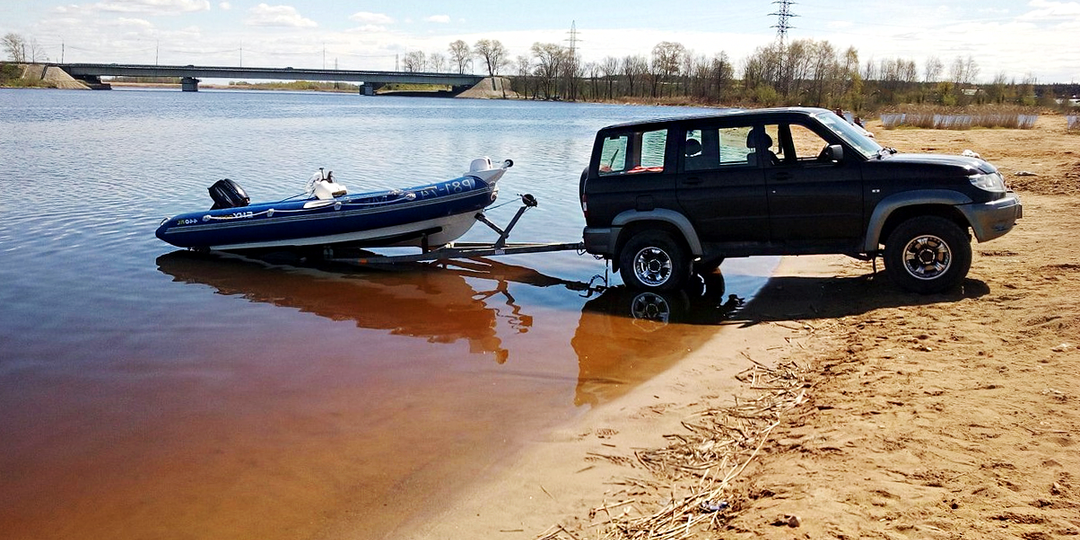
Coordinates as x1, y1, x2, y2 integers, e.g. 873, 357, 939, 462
771, 172, 793, 181
682, 177, 703, 185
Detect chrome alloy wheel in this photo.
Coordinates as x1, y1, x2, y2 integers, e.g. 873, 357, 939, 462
901, 234, 953, 280
632, 246, 674, 287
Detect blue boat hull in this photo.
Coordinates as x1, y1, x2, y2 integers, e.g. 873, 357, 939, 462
156, 175, 499, 251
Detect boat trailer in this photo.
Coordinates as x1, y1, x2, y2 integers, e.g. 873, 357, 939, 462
322, 193, 587, 265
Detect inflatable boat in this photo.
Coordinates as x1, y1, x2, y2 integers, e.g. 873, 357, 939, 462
156, 158, 512, 251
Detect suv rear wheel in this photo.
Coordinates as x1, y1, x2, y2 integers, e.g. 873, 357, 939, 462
619, 230, 689, 291
884, 216, 971, 294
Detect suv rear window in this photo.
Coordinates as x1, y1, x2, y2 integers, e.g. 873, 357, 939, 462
684, 126, 754, 170
598, 129, 667, 175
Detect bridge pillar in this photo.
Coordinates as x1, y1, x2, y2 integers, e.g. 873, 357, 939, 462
181, 77, 200, 92
360, 83, 381, 96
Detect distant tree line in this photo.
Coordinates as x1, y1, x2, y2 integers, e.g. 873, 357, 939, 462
401, 36, 1075, 111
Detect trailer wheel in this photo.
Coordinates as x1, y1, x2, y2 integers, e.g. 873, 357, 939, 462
618, 230, 689, 291
884, 216, 971, 294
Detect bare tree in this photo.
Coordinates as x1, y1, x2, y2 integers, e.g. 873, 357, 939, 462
711, 51, 734, 102
402, 51, 426, 72
600, 56, 619, 100
474, 39, 509, 77
531, 42, 566, 99
448, 40, 472, 74
429, 52, 447, 73
3, 32, 27, 62
923, 55, 943, 82
649, 41, 685, 98
586, 61, 601, 100
515, 55, 532, 99
621, 54, 647, 98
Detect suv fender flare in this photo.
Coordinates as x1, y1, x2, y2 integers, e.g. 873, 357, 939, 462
863, 189, 973, 252
612, 209, 704, 256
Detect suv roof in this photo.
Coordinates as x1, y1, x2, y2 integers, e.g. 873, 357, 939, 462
598, 106, 830, 131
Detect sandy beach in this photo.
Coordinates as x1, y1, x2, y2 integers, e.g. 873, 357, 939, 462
408, 115, 1080, 539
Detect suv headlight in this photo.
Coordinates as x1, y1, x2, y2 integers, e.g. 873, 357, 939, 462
969, 172, 1006, 193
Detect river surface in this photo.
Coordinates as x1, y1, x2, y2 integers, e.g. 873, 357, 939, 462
0, 88, 776, 539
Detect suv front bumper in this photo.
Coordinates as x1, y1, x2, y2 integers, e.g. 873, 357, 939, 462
964, 191, 1023, 242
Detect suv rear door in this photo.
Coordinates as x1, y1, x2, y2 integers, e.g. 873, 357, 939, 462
585, 126, 677, 228
674, 120, 770, 242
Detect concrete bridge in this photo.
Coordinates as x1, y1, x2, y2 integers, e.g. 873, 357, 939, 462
58, 63, 486, 95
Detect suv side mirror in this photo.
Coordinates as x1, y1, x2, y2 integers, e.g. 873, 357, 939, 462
823, 144, 844, 163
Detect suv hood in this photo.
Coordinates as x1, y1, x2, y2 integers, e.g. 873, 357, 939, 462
885, 153, 998, 175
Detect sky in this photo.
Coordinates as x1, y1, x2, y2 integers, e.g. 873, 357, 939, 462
1, 0, 1077, 83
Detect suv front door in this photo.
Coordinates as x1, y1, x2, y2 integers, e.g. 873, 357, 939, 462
761, 118, 864, 243
675, 122, 770, 243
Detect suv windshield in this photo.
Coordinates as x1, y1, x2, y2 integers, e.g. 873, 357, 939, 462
814, 112, 882, 159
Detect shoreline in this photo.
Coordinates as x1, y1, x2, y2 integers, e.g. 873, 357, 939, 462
403, 254, 835, 538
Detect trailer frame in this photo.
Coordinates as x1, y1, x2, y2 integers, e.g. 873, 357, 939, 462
322, 193, 587, 265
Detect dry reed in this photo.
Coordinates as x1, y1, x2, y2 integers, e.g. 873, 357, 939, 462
540, 361, 809, 540
880, 105, 1039, 130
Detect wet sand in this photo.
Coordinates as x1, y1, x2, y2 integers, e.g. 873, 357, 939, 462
407, 255, 829, 538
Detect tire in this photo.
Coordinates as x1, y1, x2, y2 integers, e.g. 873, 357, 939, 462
693, 257, 725, 275
618, 230, 689, 291
884, 216, 971, 294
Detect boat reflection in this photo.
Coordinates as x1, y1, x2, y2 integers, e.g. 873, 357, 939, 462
157, 251, 521, 363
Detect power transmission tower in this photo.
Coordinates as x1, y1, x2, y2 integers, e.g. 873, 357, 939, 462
769, 0, 797, 44
565, 20, 581, 100
566, 20, 580, 61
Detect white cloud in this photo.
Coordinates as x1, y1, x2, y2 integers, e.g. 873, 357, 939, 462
1020, 0, 1080, 20
115, 17, 154, 29
425, 14, 451, 24
91, 0, 210, 15
245, 3, 317, 28
219, 2, 231, 10
349, 11, 394, 25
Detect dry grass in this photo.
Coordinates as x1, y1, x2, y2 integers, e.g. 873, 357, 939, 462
538, 361, 810, 540
880, 105, 1040, 130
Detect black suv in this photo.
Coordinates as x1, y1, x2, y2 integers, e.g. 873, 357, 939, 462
579, 107, 1023, 293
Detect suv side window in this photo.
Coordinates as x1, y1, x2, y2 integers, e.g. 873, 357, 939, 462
764, 122, 834, 165
787, 123, 832, 162
598, 128, 667, 176
683, 126, 754, 171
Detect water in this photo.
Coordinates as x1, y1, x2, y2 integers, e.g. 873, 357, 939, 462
0, 88, 776, 539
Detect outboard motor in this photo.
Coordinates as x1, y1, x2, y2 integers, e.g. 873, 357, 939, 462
208, 178, 250, 210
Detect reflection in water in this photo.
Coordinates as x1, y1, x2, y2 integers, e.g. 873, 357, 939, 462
159, 252, 747, 411
158, 251, 523, 362
572, 273, 745, 406
1, 253, 759, 540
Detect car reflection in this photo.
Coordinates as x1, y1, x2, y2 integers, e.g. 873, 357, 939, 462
571, 272, 745, 406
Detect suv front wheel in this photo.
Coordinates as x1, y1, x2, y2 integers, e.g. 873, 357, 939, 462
619, 230, 689, 291
884, 216, 972, 294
